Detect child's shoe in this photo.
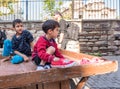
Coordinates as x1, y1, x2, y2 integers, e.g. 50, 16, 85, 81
36, 64, 51, 71
44, 64, 51, 69
36, 65, 44, 71
51, 58, 77, 68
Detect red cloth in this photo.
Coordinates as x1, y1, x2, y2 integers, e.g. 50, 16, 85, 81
32, 36, 64, 63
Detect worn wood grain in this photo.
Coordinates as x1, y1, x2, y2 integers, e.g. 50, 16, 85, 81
60, 49, 95, 60
76, 77, 89, 89
43, 82, 60, 89
0, 60, 36, 76
0, 49, 118, 89
37, 83, 43, 89
25, 84, 37, 89
61, 80, 70, 89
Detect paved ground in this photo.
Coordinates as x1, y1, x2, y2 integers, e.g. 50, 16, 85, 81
85, 56, 120, 89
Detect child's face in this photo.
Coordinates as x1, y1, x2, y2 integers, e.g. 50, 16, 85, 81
14, 23, 23, 35
49, 27, 59, 38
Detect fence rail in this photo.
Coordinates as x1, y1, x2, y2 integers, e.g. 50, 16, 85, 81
0, 0, 120, 21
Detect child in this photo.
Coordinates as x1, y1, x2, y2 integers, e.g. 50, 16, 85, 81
1, 19, 34, 64
32, 20, 76, 70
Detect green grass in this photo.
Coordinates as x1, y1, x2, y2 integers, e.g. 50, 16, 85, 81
87, 52, 102, 57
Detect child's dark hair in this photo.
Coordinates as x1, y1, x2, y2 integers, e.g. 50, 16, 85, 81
12, 19, 22, 28
42, 20, 60, 33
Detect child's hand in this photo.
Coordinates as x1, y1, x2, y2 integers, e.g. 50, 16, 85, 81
46, 46, 55, 54
23, 55, 29, 62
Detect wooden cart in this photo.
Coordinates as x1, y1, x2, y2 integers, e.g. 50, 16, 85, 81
0, 49, 118, 89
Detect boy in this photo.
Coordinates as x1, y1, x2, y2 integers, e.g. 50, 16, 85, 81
1, 19, 34, 64
32, 20, 76, 70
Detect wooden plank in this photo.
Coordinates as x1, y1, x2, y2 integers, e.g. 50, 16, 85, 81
9, 84, 37, 89
24, 84, 37, 89
0, 60, 118, 88
43, 82, 60, 89
61, 80, 70, 89
0, 61, 36, 76
59, 49, 95, 60
9, 87, 25, 89
76, 77, 89, 89
19, 87, 26, 89
0, 50, 118, 88
37, 83, 43, 89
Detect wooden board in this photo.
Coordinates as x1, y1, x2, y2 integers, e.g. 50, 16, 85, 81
61, 80, 70, 89
0, 60, 36, 76
59, 49, 96, 60
0, 49, 118, 88
43, 82, 60, 89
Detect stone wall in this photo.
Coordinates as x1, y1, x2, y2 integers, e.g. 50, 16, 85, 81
80, 20, 120, 56
0, 20, 120, 56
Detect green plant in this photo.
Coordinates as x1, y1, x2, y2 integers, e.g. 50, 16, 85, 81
87, 52, 102, 57
0, 0, 19, 16
43, 0, 63, 16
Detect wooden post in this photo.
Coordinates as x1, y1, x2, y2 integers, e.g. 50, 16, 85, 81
61, 80, 70, 89
76, 77, 89, 89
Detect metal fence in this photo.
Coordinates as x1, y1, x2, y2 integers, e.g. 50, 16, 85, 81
0, 0, 120, 21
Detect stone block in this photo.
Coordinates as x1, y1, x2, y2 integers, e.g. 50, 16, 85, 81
114, 40, 120, 45
93, 47, 98, 51
66, 40, 80, 53
108, 46, 118, 51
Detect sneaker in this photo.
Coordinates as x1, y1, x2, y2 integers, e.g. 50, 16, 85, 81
36, 65, 44, 71
44, 64, 51, 69
51, 58, 77, 68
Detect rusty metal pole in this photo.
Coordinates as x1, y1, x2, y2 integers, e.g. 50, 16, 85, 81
72, 0, 74, 19
26, 0, 28, 21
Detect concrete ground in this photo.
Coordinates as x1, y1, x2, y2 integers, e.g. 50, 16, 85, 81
85, 56, 120, 89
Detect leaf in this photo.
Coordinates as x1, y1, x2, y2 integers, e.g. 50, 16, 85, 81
0, 0, 18, 16
43, 0, 62, 16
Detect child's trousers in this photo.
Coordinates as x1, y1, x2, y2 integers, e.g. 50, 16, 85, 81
2, 39, 24, 64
